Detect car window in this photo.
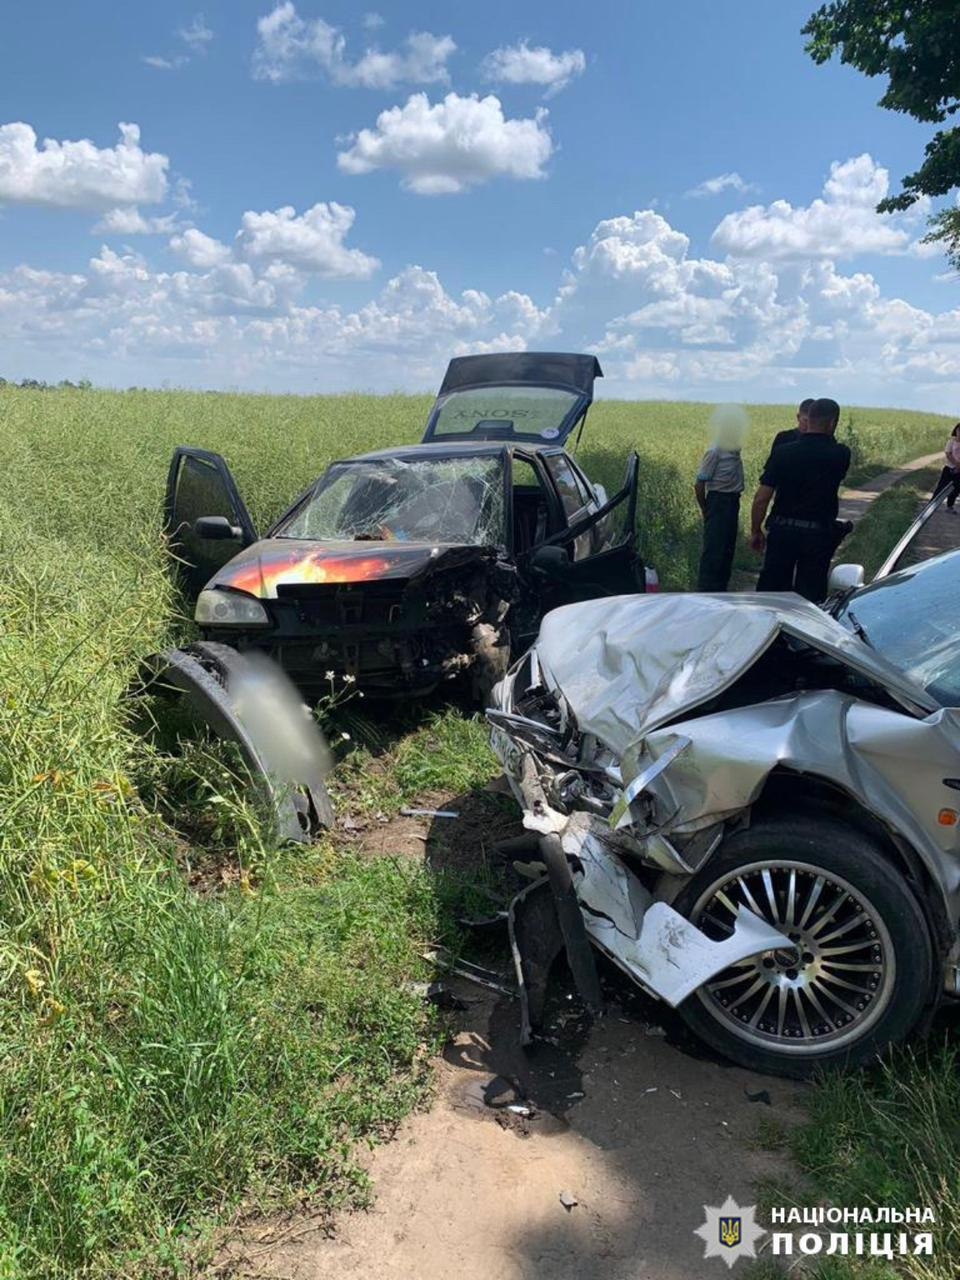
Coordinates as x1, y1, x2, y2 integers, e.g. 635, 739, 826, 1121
430, 386, 580, 441
567, 458, 596, 505
172, 454, 244, 529
544, 454, 590, 519
836, 551, 960, 705
511, 456, 554, 552
587, 489, 634, 554
276, 456, 506, 548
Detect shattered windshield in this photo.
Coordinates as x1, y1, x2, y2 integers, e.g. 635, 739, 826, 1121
277, 456, 506, 547
430, 386, 581, 441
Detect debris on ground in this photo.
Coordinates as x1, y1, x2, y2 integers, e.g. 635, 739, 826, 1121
404, 980, 469, 1011
744, 1087, 772, 1105
424, 948, 518, 998
559, 1190, 579, 1211
482, 1075, 526, 1110
400, 807, 459, 819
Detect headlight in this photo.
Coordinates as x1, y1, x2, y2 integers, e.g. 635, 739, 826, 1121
195, 589, 270, 627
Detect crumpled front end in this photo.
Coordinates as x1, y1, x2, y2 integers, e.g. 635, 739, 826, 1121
487, 656, 793, 1037
489, 611, 960, 1037
205, 542, 516, 696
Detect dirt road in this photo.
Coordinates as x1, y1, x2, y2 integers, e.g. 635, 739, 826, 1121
217, 958, 804, 1280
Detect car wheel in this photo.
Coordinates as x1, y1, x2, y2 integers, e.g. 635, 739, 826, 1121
672, 817, 934, 1078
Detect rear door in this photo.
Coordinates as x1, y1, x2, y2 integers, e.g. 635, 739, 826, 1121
165, 447, 258, 599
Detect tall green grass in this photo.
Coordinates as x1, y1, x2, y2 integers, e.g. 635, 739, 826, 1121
754, 1040, 960, 1280
0, 386, 953, 1276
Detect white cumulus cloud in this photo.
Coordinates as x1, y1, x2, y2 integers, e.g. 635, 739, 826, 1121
235, 203, 380, 277
712, 154, 922, 260
480, 41, 586, 96
337, 92, 553, 195
169, 203, 378, 279
252, 2, 454, 88
0, 122, 168, 210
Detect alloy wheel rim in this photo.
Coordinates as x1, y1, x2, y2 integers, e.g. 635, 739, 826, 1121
691, 859, 895, 1054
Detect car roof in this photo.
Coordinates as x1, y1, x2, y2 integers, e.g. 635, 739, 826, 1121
341, 441, 566, 464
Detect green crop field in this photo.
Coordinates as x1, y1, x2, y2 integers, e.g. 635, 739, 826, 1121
0, 386, 955, 1279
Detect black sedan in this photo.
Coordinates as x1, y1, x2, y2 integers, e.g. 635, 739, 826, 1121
164, 352, 648, 700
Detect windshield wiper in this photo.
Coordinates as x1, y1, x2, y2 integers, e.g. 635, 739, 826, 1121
847, 609, 873, 648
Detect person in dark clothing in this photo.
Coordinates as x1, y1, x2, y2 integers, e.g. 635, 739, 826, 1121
932, 423, 960, 512
751, 398, 851, 602
764, 397, 854, 552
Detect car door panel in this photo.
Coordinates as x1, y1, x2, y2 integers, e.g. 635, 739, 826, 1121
511, 453, 641, 643
874, 488, 960, 580
165, 447, 258, 599
539, 452, 641, 600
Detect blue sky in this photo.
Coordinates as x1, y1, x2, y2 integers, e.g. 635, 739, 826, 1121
1, 0, 957, 408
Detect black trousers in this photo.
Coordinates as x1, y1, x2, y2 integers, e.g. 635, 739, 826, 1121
757, 521, 835, 602
698, 491, 741, 591
934, 466, 960, 508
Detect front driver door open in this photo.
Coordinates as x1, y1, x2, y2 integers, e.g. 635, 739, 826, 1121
534, 452, 642, 604
165, 447, 258, 600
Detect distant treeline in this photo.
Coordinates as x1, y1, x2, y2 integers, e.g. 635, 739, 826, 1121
0, 377, 94, 390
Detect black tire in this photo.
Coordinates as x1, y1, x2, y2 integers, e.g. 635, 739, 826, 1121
672, 817, 935, 1079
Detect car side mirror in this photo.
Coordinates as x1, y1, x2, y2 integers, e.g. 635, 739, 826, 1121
530, 544, 571, 579
194, 515, 242, 541
828, 563, 865, 594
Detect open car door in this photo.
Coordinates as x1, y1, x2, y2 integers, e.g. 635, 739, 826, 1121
873, 487, 960, 581
529, 453, 642, 608
165, 447, 258, 600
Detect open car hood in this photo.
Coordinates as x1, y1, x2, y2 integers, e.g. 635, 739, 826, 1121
207, 538, 485, 599
534, 592, 936, 756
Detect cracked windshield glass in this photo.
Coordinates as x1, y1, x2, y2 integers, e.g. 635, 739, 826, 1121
278, 456, 506, 546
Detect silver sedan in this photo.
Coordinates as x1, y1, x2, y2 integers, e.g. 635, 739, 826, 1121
488, 491, 960, 1077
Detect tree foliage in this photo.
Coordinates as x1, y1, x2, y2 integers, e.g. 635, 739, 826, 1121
803, 0, 960, 268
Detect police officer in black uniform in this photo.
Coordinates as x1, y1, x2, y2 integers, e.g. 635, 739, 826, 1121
750, 398, 850, 602
762, 396, 852, 555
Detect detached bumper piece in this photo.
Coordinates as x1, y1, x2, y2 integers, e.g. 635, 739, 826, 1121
505, 819, 792, 1043
135, 641, 334, 844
